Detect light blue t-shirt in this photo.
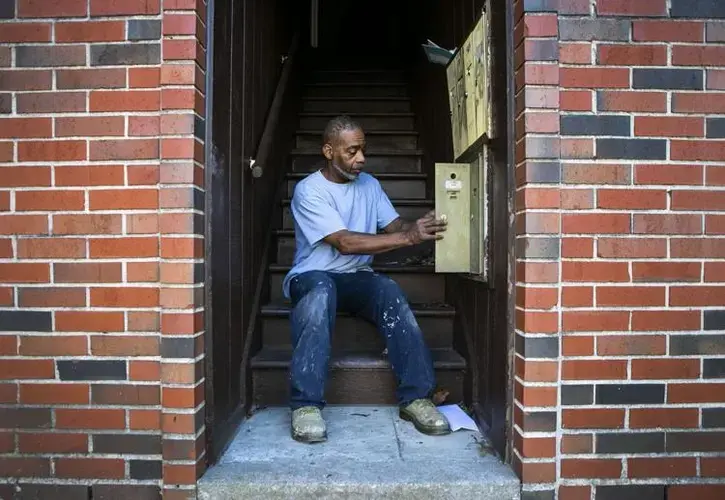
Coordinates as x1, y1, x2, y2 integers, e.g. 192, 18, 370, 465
282, 170, 400, 299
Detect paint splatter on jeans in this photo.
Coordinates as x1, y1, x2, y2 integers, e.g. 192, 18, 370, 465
288, 270, 436, 410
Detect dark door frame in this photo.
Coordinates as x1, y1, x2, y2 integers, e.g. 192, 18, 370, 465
201, 0, 518, 466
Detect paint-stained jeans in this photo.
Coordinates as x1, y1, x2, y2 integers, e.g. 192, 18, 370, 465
287, 270, 437, 410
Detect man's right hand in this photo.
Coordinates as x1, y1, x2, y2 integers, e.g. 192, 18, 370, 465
405, 211, 447, 245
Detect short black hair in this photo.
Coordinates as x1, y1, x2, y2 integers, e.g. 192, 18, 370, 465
323, 115, 362, 145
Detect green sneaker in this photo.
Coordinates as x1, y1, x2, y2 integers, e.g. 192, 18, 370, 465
291, 406, 327, 443
399, 398, 451, 436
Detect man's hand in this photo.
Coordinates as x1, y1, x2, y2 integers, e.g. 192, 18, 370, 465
404, 210, 447, 245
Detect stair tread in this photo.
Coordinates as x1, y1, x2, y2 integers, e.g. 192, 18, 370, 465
310, 69, 405, 73
305, 82, 406, 87
199, 407, 520, 499
303, 96, 411, 101
299, 111, 415, 117
251, 347, 466, 369
261, 301, 455, 316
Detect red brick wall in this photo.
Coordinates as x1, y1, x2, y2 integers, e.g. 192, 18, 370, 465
515, 0, 725, 499
0, 1, 206, 498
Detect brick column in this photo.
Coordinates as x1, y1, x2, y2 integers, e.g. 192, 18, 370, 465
512, 1, 562, 498
158, 0, 207, 498
159, 0, 206, 500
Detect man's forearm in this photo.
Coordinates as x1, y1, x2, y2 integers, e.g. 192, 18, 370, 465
383, 217, 414, 234
324, 230, 412, 255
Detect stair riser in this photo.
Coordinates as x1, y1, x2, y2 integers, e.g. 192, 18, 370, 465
286, 178, 426, 199
302, 99, 412, 113
291, 154, 421, 173
281, 204, 432, 229
261, 315, 454, 350
307, 71, 405, 83
304, 85, 408, 98
299, 115, 415, 130
268, 273, 445, 303
252, 368, 464, 405
296, 133, 418, 150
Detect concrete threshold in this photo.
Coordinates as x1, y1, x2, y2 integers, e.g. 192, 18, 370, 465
199, 406, 520, 500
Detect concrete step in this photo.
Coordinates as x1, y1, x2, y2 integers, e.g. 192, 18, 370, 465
268, 264, 444, 303
250, 348, 466, 406
295, 129, 419, 150
260, 301, 455, 350
285, 172, 427, 199
280, 198, 433, 229
198, 406, 520, 500
303, 82, 408, 98
290, 149, 423, 174
274, 229, 434, 266
298, 112, 416, 130
302, 97, 412, 113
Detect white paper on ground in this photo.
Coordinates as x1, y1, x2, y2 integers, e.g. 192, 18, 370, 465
437, 405, 478, 432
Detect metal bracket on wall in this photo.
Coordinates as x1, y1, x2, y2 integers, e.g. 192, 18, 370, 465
245, 157, 263, 178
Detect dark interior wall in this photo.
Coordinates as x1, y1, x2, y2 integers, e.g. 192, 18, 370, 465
206, 0, 302, 460
206, 0, 512, 461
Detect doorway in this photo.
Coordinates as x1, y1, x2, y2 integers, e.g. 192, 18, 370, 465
204, 0, 514, 466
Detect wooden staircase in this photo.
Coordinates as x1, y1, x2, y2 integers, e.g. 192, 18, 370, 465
250, 69, 467, 406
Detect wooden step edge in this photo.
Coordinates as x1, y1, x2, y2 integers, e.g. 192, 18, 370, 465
290, 148, 423, 156
309, 69, 405, 73
280, 198, 433, 207
286, 172, 427, 180
302, 96, 412, 101
251, 348, 466, 370
268, 263, 436, 274
304, 82, 407, 87
261, 302, 455, 317
296, 129, 419, 136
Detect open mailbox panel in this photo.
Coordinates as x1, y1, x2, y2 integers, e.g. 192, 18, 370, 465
435, 11, 490, 278
446, 11, 489, 159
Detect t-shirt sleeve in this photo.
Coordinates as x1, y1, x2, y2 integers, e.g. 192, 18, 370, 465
291, 185, 347, 245
376, 180, 400, 230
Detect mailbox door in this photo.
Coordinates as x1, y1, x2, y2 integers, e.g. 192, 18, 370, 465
434, 154, 488, 277
435, 163, 471, 273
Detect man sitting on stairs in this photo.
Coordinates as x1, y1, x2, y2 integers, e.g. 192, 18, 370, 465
282, 115, 451, 443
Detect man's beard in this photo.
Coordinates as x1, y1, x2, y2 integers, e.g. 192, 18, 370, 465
332, 162, 358, 181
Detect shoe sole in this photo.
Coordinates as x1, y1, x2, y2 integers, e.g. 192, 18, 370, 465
291, 431, 328, 444
399, 410, 451, 436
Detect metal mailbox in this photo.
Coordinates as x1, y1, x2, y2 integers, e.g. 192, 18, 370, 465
434, 153, 487, 276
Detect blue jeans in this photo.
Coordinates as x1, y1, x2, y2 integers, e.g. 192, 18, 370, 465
287, 270, 437, 410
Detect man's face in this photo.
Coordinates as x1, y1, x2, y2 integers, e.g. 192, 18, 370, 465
323, 128, 366, 181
